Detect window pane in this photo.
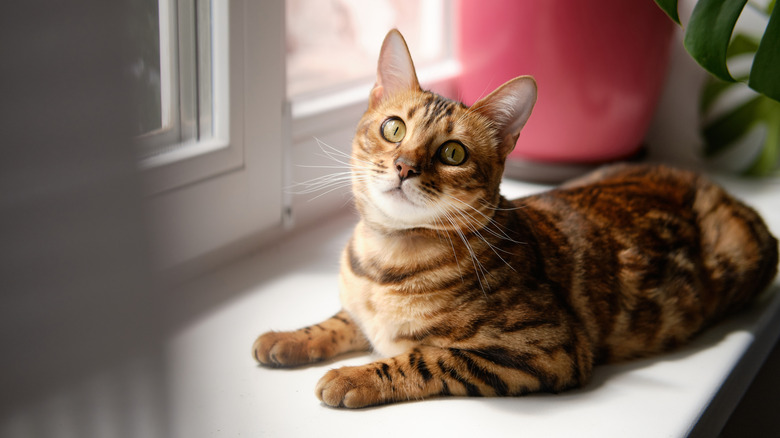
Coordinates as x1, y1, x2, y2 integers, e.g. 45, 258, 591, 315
129, 0, 163, 136
132, 0, 215, 162
286, 0, 449, 99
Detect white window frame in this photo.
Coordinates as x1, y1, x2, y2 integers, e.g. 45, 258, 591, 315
136, 0, 180, 152
141, 0, 237, 192
146, 0, 286, 271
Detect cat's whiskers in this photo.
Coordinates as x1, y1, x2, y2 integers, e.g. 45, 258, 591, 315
313, 137, 374, 169
289, 170, 371, 195
479, 197, 527, 211
288, 137, 385, 202
420, 190, 518, 285
441, 192, 522, 244
430, 202, 492, 296
447, 206, 517, 273
431, 215, 466, 285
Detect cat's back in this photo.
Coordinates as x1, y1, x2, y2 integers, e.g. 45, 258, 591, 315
513, 164, 778, 362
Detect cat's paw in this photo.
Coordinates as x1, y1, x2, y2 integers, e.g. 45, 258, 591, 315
252, 331, 330, 367
316, 366, 387, 408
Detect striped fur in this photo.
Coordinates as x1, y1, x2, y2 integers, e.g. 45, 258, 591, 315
253, 30, 778, 408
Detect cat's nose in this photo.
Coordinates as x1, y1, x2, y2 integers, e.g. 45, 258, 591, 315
395, 158, 420, 181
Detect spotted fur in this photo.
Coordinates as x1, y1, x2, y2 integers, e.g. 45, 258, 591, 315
253, 30, 778, 408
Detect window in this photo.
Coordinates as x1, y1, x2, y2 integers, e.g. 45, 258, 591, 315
132, 0, 234, 193
286, 0, 451, 99
135, 0, 457, 272
138, 1, 286, 270
131, 0, 212, 160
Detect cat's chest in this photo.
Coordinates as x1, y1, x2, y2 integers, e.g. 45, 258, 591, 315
339, 277, 433, 357
338, 225, 455, 356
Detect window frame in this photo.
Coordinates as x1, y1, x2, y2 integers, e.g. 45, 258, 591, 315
146, 0, 286, 271
134, 0, 179, 154
140, 0, 238, 194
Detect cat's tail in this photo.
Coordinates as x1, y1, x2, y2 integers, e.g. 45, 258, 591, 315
694, 176, 779, 318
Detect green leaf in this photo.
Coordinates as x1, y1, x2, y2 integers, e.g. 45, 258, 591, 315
748, 4, 780, 102
684, 0, 747, 83
654, 0, 681, 24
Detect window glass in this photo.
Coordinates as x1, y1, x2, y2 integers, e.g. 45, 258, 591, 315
286, 0, 450, 99
129, 0, 163, 136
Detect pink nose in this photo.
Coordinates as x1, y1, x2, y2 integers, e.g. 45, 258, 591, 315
395, 159, 419, 181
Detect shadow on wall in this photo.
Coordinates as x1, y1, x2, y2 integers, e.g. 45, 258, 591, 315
0, 2, 166, 437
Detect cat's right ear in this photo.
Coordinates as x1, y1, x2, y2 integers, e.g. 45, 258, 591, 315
370, 29, 421, 109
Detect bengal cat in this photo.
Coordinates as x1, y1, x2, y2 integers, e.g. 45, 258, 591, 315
253, 29, 778, 408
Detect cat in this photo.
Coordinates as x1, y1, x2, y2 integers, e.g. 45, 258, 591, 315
253, 29, 778, 408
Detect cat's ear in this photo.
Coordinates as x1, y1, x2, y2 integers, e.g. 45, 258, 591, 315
370, 29, 421, 108
472, 76, 537, 159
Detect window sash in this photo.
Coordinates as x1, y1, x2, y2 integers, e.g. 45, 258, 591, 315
140, 0, 236, 194
137, 0, 215, 163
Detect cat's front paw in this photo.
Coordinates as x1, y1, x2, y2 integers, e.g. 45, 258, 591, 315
316, 366, 387, 408
252, 331, 326, 367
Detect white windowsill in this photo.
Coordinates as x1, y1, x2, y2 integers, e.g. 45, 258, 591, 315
139, 138, 230, 169
163, 173, 780, 438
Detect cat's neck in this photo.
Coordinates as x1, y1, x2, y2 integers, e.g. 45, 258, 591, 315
354, 220, 455, 268
359, 220, 444, 245
358, 198, 517, 256
359, 194, 514, 242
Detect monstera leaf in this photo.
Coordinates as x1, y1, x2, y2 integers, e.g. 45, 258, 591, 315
655, 0, 779, 103
656, 0, 779, 176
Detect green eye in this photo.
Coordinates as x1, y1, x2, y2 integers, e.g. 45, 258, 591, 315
381, 117, 406, 143
438, 141, 467, 166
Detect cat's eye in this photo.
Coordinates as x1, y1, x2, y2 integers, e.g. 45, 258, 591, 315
438, 141, 468, 166
381, 117, 406, 143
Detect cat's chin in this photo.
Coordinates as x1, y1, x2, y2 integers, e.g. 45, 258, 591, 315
365, 186, 437, 230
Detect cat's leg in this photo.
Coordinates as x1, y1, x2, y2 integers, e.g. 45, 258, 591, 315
253, 310, 370, 367
316, 344, 587, 408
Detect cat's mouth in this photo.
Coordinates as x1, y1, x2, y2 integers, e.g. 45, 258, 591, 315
386, 186, 412, 203
366, 182, 442, 229
378, 184, 429, 213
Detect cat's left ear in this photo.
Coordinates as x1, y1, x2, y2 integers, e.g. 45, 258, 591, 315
370, 29, 421, 108
472, 76, 537, 159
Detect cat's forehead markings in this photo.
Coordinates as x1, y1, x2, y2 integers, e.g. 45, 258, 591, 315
413, 93, 465, 131
407, 106, 417, 120
405, 93, 435, 120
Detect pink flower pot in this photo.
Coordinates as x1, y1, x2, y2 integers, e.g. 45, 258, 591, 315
457, 0, 674, 180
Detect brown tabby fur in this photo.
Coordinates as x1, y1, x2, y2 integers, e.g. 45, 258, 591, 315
253, 30, 778, 408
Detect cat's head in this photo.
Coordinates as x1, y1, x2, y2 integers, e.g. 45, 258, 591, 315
352, 30, 536, 234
